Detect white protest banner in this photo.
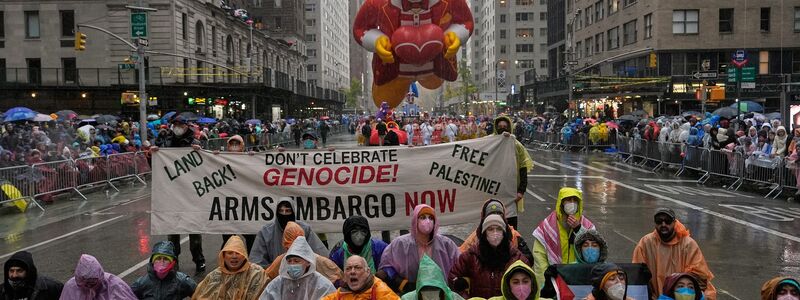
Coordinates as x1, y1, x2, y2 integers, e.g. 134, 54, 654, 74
151, 135, 519, 234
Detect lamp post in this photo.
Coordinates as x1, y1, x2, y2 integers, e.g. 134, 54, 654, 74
495, 60, 505, 108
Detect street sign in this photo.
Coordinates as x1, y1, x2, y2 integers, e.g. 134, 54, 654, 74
131, 12, 148, 38
741, 67, 756, 81
701, 59, 711, 71
567, 61, 579, 66
742, 82, 756, 89
136, 37, 149, 47
497, 70, 506, 79
118, 63, 136, 70
693, 72, 718, 79
732, 49, 749, 68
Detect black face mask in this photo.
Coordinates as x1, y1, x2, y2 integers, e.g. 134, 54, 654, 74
496, 127, 509, 134
277, 212, 295, 229
8, 279, 25, 289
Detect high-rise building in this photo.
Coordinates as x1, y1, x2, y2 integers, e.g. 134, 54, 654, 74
247, 0, 307, 51
349, 0, 373, 112
305, 0, 350, 102
469, 0, 549, 107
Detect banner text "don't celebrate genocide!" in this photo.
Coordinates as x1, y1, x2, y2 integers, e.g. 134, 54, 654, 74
262, 149, 400, 186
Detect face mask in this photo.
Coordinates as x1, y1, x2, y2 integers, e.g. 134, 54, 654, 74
606, 282, 626, 300
581, 246, 600, 263
486, 231, 503, 247
286, 264, 305, 279
303, 140, 315, 149
228, 144, 242, 152
153, 260, 176, 280
172, 126, 186, 136
777, 295, 800, 300
674, 287, 696, 300
8, 279, 25, 289
511, 284, 531, 300
420, 289, 441, 300
563, 202, 578, 215
418, 219, 434, 235
276, 211, 295, 229
351, 231, 367, 247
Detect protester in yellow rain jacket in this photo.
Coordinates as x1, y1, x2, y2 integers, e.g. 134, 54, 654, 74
192, 236, 269, 300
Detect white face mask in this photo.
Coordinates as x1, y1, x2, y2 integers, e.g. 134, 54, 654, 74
606, 282, 626, 300
172, 126, 187, 136
486, 231, 503, 247
563, 202, 578, 215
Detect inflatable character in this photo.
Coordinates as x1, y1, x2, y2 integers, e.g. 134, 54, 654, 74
353, 0, 474, 109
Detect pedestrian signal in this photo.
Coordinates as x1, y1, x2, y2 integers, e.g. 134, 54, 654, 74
75, 32, 87, 51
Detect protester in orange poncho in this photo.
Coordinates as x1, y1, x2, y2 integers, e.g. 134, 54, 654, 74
761, 276, 799, 300
192, 236, 269, 300
632, 208, 716, 300
265, 222, 342, 286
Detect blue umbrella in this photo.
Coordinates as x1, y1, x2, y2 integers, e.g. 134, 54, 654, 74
246, 119, 261, 125
730, 101, 763, 113
198, 117, 217, 124
4, 107, 34, 116
161, 111, 176, 123
4, 111, 37, 122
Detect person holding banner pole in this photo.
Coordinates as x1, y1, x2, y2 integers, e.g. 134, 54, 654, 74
490, 116, 533, 229
249, 198, 329, 268
376, 204, 460, 295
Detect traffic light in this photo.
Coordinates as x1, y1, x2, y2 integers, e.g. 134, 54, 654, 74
74, 32, 87, 51
649, 52, 657, 68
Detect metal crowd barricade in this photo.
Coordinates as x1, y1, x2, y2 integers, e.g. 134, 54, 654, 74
616, 136, 631, 158
626, 138, 648, 165
654, 141, 683, 173
775, 157, 798, 199
134, 151, 152, 177
106, 153, 147, 190
586, 134, 615, 152
204, 138, 227, 151
698, 149, 743, 189
31, 159, 84, 202
74, 155, 109, 198
563, 133, 587, 152
0, 164, 44, 212
678, 145, 707, 176
741, 154, 781, 196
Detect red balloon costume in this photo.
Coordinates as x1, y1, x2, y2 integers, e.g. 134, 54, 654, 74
353, 0, 474, 109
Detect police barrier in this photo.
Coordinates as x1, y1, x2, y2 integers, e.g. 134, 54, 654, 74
742, 154, 781, 196
31, 159, 83, 203
107, 153, 147, 190
0, 165, 43, 212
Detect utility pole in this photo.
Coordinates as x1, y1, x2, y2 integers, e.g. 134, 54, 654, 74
128, 1, 156, 144
249, 21, 256, 119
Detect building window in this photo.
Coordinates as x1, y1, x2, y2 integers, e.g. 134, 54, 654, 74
623, 19, 637, 45
644, 14, 653, 40
275, 16, 282, 29
500, 14, 507, 23
195, 21, 205, 51
759, 51, 769, 74
575, 41, 582, 59
0, 59, 5, 82
540, 0, 547, 5
27, 58, 41, 84
62, 58, 76, 83
181, 13, 188, 39
0, 11, 4, 40
585, 37, 592, 56
585, 6, 592, 25
500, 30, 506, 39
793, 51, 800, 73
607, 27, 619, 49
305, 4, 316, 12
576, 11, 582, 29
671, 53, 686, 75
673, 10, 699, 34
211, 26, 217, 55
608, 0, 619, 16
719, 8, 734, 33
540, 12, 547, 21
540, 28, 547, 36
795, 7, 800, 31
306, 34, 316, 42
540, 59, 548, 68
60, 10, 74, 37
516, 13, 534, 21
760, 7, 770, 32
25, 11, 40, 38
500, 45, 507, 54
595, 1, 603, 22
516, 28, 533, 37
516, 0, 534, 5
307, 64, 316, 72
516, 44, 534, 52
594, 33, 603, 53
623, 0, 636, 7
306, 49, 316, 57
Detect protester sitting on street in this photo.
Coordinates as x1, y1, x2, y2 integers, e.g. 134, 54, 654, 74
130, 241, 197, 300
479, 260, 539, 300
532, 187, 595, 290
633, 208, 716, 300
377, 204, 460, 294
329, 215, 388, 274
585, 263, 633, 300
265, 222, 342, 285
761, 277, 799, 300
192, 236, 268, 300
260, 236, 336, 299
449, 214, 528, 298
399, 255, 465, 300
322, 255, 399, 300
59, 254, 137, 300
574, 229, 608, 264
459, 199, 534, 264
656, 273, 705, 300
249, 198, 329, 267
490, 116, 533, 229
0, 251, 63, 299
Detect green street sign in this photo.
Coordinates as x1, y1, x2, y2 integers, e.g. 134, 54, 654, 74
741, 67, 756, 82
118, 63, 136, 70
131, 12, 148, 38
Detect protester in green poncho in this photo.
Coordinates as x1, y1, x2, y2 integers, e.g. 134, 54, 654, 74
330, 215, 389, 274
401, 255, 464, 300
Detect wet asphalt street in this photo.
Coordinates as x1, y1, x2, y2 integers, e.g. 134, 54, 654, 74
0, 133, 797, 300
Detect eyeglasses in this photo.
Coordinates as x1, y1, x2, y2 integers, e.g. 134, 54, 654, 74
654, 217, 674, 225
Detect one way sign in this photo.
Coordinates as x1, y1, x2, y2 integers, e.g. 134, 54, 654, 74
693, 71, 718, 79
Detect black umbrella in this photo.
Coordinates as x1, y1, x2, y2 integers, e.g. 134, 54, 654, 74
712, 107, 739, 118
55, 110, 78, 120
630, 109, 648, 117
617, 115, 640, 122
95, 115, 119, 124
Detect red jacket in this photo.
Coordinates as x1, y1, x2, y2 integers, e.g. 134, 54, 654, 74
448, 243, 528, 299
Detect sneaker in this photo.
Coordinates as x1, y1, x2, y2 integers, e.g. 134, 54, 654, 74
195, 263, 206, 274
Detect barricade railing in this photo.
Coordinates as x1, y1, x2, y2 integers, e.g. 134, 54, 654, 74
741, 154, 781, 196
678, 145, 707, 176
775, 157, 798, 199
106, 152, 147, 190
31, 159, 83, 203
0, 164, 43, 212
698, 149, 743, 189
616, 136, 631, 158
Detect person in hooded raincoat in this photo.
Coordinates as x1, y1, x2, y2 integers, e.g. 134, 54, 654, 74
657, 273, 706, 300
59, 254, 137, 300
573, 229, 608, 264
265, 222, 342, 285
249, 198, 329, 267
585, 263, 633, 300
321, 256, 399, 300
532, 187, 595, 290
400, 255, 465, 300
459, 199, 534, 264
490, 116, 534, 229
130, 241, 197, 300
192, 236, 269, 300
480, 260, 539, 300
632, 208, 716, 300
761, 277, 799, 300
260, 236, 336, 299
330, 215, 389, 274
0, 251, 63, 300
377, 204, 460, 294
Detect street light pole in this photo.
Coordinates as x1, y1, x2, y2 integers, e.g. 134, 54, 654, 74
249, 22, 256, 119
495, 60, 504, 110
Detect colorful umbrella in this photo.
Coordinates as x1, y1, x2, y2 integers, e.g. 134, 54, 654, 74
198, 117, 217, 124
4, 107, 34, 116
730, 101, 763, 113
713, 107, 739, 118
245, 119, 262, 125
1, 182, 28, 212
3, 111, 37, 122
55, 110, 78, 120
33, 114, 54, 122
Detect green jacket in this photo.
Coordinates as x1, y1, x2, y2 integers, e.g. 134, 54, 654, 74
400, 255, 464, 300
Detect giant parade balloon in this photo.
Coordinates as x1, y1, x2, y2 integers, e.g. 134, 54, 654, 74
353, 0, 474, 109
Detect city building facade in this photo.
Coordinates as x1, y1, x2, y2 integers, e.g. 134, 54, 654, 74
305, 0, 349, 102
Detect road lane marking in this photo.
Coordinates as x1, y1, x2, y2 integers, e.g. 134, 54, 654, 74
612, 162, 654, 173
528, 175, 800, 243
0, 215, 126, 260
591, 162, 631, 173
526, 188, 548, 202
643, 184, 736, 198
571, 162, 608, 173
718, 289, 743, 300
613, 229, 638, 245
118, 236, 189, 279
90, 194, 151, 215
532, 160, 557, 171
548, 161, 581, 171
